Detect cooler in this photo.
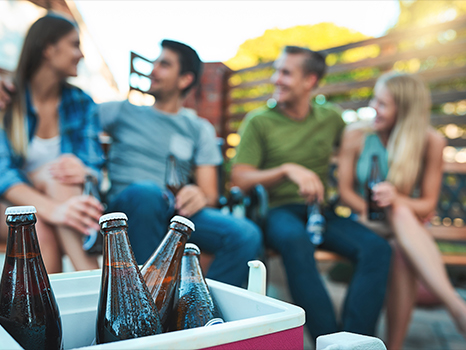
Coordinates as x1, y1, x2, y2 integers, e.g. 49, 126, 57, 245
0, 263, 305, 349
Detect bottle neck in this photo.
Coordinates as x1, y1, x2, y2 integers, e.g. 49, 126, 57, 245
102, 223, 137, 268
180, 253, 203, 285
6, 215, 41, 258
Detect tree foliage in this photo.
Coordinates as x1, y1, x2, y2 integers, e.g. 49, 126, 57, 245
393, 0, 466, 30
225, 23, 369, 71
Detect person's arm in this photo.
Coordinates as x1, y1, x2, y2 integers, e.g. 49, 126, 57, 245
175, 116, 222, 217
232, 163, 325, 203
337, 127, 367, 215
374, 129, 446, 219
4, 183, 102, 234
0, 141, 102, 235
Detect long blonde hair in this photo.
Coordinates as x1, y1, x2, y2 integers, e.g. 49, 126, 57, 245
378, 72, 431, 195
0, 14, 76, 157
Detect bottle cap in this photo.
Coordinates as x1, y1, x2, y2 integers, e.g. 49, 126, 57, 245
99, 212, 128, 225
171, 215, 195, 231
5, 206, 37, 215
185, 243, 201, 255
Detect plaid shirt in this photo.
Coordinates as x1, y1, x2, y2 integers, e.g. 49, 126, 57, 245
0, 83, 104, 196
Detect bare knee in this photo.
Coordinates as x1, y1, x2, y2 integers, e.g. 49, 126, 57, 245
391, 203, 417, 226
29, 165, 81, 201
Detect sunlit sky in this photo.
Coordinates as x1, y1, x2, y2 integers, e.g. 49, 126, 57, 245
75, 1, 400, 93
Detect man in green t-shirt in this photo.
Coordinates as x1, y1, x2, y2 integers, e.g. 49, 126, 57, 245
232, 46, 392, 340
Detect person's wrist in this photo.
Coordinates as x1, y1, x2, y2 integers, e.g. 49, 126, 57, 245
280, 163, 291, 178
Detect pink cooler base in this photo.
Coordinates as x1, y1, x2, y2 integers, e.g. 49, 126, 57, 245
203, 326, 304, 350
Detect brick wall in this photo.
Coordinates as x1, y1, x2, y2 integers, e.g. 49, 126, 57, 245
183, 62, 231, 138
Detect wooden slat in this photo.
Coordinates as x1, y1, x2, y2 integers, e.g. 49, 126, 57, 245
442, 255, 466, 265
336, 88, 466, 110
318, 65, 466, 96
229, 78, 272, 90
429, 226, 466, 240
431, 114, 466, 127
230, 94, 270, 105
327, 40, 466, 75
445, 139, 466, 148
315, 250, 345, 262
234, 62, 274, 74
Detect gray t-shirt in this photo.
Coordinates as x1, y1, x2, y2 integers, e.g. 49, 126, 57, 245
99, 100, 222, 201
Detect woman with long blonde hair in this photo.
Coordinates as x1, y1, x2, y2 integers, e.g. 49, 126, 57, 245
338, 72, 466, 349
0, 13, 103, 273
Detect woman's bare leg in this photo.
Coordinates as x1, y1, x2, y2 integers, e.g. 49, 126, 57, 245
0, 202, 9, 242
30, 165, 99, 271
1, 196, 63, 273
390, 204, 466, 334
35, 217, 63, 273
385, 242, 418, 350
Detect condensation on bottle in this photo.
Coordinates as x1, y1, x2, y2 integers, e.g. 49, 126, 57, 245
0, 206, 63, 350
96, 212, 162, 344
169, 243, 224, 331
140, 215, 195, 330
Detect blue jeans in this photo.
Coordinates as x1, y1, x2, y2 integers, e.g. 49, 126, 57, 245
107, 181, 263, 287
266, 204, 391, 340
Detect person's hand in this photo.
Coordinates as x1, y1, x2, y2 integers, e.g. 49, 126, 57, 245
175, 184, 207, 217
49, 154, 88, 185
48, 195, 103, 235
0, 80, 15, 110
372, 181, 398, 207
282, 163, 324, 203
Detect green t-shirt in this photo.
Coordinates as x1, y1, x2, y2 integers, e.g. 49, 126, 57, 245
234, 102, 345, 208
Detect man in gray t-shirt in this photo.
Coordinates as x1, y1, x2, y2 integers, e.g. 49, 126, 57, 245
99, 101, 222, 204
100, 40, 262, 287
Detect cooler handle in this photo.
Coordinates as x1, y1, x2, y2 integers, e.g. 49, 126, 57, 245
247, 260, 266, 295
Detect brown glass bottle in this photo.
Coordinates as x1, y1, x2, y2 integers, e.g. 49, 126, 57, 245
140, 216, 194, 330
0, 206, 63, 350
96, 212, 162, 344
367, 154, 385, 221
165, 155, 184, 196
170, 243, 224, 331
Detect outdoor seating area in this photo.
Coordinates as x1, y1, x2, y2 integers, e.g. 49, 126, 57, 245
2, 1, 466, 349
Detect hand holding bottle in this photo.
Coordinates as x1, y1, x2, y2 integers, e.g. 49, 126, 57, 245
371, 181, 398, 208
367, 155, 386, 221
281, 163, 324, 203
175, 184, 208, 217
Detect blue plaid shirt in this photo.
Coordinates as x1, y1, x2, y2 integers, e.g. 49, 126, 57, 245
0, 83, 104, 196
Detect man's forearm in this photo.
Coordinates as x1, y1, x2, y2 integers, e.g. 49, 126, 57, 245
231, 164, 288, 193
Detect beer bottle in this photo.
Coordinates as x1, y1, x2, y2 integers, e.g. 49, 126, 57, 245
165, 154, 184, 196
170, 243, 224, 331
0, 206, 63, 350
140, 216, 194, 330
306, 202, 325, 246
367, 154, 385, 221
82, 174, 103, 254
96, 212, 162, 344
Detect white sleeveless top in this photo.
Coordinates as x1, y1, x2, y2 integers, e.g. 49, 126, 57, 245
24, 135, 61, 173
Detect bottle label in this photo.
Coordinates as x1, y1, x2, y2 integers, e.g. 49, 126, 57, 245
204, 318, 225, 327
